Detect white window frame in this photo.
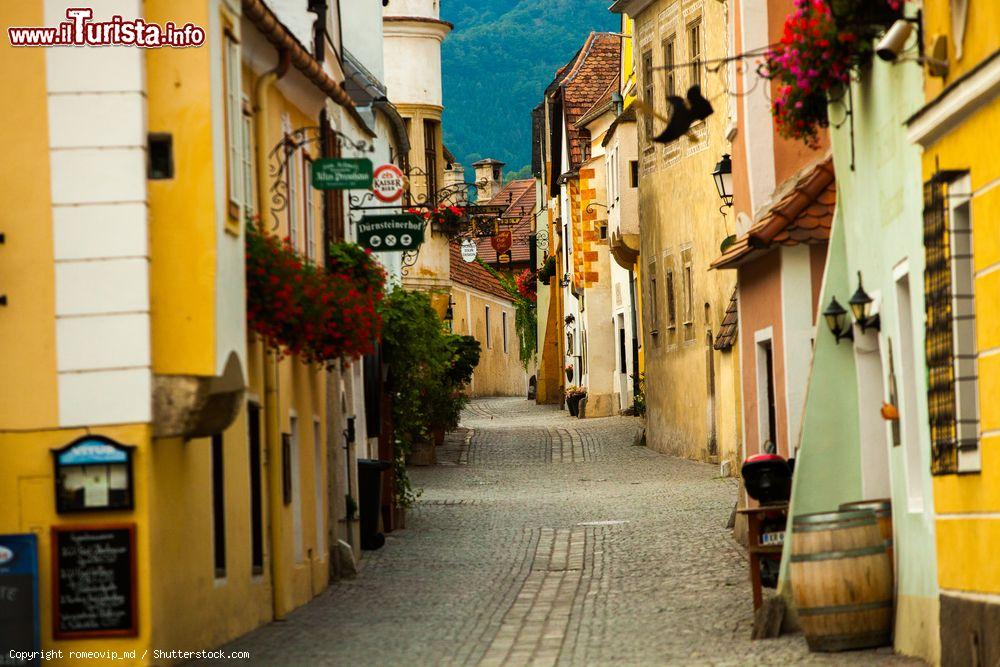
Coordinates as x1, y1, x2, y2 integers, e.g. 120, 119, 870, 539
241, 99, 255, 219
949, 173, 980, 472
224, 29, 242, 217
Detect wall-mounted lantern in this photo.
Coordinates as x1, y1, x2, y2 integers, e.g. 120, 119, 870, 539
822, 296, 854, 344
711, 153, 734, 208
848, 271, 880, 333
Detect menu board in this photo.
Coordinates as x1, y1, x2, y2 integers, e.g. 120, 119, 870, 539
0, 534, 39, 666
51, 525, 137, 639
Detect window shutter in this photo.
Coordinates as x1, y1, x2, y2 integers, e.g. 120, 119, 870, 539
923, 179, 957, 474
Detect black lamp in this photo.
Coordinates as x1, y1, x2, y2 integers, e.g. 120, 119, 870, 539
712, 154, 734, 208
848, 271, 880, 332
823, 296, 854, 344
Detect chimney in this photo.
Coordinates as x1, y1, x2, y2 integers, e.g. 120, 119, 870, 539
472, 158, 505, 202
443, 162, 466, 204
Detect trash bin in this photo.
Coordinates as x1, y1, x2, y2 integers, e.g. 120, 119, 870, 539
357, 458, 391, 550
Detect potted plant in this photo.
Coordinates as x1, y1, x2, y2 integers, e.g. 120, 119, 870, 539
565, 364, 574, 383
537, 255, 557, 283
565, 386, 586, 417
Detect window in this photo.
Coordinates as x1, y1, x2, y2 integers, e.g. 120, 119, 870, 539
630, 160, 639, 188
925, 174, 979, 474
223, 27, 242, 224
755, 335, 778, 454
485, 305, 492, 349
211, 434, 226, 578
648, 261, 658, 329
287, 141, 299, 250
424, 120, 438, 203
247, 402, 264, 575
641, 50, 654, 141
502, 311, 508, 354
303, 155, 315, 261
681, 247, 694, 325
666, 268, 676, 328
241, 104, 255, 218
688, 20, 702, 91
148, 133, 173, 180
662, 36, 676, 97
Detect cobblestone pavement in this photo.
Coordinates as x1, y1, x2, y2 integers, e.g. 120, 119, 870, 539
201, 398, 920, 666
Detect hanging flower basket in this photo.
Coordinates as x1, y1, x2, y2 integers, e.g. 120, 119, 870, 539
246, 224, 385, 365
407, 204, 466, 237
515, 269, 538, 303
764, 0, 902, 147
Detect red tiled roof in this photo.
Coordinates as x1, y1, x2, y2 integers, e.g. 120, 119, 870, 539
476, 179, 537, 265
711, 156, 835, 270
449, 243, 514, 301
561, 33, 621, 168
576, 73, 620, 129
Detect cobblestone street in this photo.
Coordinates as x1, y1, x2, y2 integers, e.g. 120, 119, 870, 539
204, 399, 918, 666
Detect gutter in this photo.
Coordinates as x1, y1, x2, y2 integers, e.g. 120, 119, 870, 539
253, 47, 292, 622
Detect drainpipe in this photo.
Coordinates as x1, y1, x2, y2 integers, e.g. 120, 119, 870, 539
255, 49, 291, 621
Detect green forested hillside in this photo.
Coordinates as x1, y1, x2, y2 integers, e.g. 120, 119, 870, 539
441, 0, 618, 181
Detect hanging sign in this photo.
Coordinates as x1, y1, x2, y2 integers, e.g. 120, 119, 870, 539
0, 533, 40, 666
491, 229, 513, 254
371, 164, 405, 203
51, 524, 137, 639
460, 238, 478, 263
358, 214, 425, 252
311, 157, 373, 190
52, 436, 134, 514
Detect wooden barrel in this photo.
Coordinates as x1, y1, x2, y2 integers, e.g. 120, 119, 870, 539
791, 510, 894, 652
839, 499, 893, 564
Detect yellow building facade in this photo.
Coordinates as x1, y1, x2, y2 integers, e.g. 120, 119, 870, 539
906, 1, 1000, 663
0, 0, 350, 662
612, 0, 741, 465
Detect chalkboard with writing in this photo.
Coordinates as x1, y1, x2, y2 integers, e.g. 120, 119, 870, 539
51, 525, 137, 639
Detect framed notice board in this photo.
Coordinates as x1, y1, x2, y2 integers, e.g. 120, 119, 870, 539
52, 435, 134, 514
0, 533, 40, 666
51, 524, 137, 639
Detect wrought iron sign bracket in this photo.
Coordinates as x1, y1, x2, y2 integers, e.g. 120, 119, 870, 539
267, 126, 375, 231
